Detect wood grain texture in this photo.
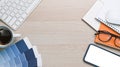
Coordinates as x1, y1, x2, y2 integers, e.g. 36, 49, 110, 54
13, 0, 97, 67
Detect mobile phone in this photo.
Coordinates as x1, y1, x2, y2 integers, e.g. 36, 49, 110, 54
83, 44, 120, 67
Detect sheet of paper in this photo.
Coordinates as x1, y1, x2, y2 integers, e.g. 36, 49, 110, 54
82, 0, 103, 31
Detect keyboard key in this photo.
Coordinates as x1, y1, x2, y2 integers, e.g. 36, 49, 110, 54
22, 13, 27, 18
19, 17, 24, 22
1, 14, 7, 20
5, 16, 12, 23
14, 9, 18, 13
25, 3, 29, 8
20, 1, 24, 6
9, 7, 14, 11
12, 3, 17, 8
22, 7, 26, 11
16, 13, 20, 18
28, 0, 34, 4
0, 7, 2, 10
7, 2, 12, 6
17, 5, 21, 10
0, 14, 3, 18
16, 21, 21, 26
4, 6, 9, 10
12, 24, 18, 30
1, 9, 5, 13
6, 11, 11, 15
9, 18, 16, 26
19, 10, 23, 14
11, 12, 15, 17
15, 0, 20, 4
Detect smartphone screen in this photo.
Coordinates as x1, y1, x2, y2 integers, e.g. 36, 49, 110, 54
83, 44, 120, 67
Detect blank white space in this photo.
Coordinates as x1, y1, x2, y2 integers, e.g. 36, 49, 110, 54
85, 45, 120, 67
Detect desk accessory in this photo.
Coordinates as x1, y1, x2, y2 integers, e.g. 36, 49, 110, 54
0, 26, 20, 48
0, 37, 42, 67
0, 0, 42, 30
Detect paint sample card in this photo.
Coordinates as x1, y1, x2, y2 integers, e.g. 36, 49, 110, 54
0, 37, 42, 67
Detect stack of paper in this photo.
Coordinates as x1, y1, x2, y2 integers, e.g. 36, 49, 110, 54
0, 37, 42, 67
83, 0, 120, 34
83, 0, 120, 66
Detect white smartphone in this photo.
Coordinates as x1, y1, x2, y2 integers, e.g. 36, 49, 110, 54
83, 44, 120, 67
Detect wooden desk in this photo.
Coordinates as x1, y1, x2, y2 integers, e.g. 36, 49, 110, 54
14, 0, 97, 67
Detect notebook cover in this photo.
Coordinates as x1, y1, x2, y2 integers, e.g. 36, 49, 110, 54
94, 23, 120, 50
82, 0, 102, 31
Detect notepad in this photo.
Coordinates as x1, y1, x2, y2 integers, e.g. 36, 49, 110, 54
82, 0, 102, 31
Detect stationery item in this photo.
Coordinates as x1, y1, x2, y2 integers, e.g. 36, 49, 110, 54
82, 0, 120, 34
3, 62, 10, 67
95, 0, 120, 34
96, 6, 120, 34
14, 57, 22, 67
0, 26, 20, 48
94, 23, 120, 50
0, 54, 26, 67
33, 46, 42, 67
18, 54, 28, 67
6, 47, 16, 59
28, 58, 37, 67
0, 49, 32, 67
15, 40, 29, 53
0, 54, 5, 64
82, 0, 102, 31
99, 0, 120, 25
0, 50, 10, 62
24, 48, 36, 60
24, 48, 37, 67
10, 44, 21, 57
9, 59, 16, 67
83, 44, 120, 67
0, 37, 42, 67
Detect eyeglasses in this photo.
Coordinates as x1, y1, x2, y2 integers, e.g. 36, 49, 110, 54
95, 30, 120, 48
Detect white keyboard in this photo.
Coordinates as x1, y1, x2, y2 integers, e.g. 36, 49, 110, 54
0, 0, 41, 30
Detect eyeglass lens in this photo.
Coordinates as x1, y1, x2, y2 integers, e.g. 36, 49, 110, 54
97, 31, 120, 48
98, 32, 111, 42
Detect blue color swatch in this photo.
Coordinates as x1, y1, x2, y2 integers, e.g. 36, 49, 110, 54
0, 37, 41, 67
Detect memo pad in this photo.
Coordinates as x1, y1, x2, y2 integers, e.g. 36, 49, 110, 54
83, 44, 120, 67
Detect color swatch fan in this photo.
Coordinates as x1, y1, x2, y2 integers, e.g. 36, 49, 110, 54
0, 37, 42, 67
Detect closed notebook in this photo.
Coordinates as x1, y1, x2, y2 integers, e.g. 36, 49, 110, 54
94, 23, 120, 50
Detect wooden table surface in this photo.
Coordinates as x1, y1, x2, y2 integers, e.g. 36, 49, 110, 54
2, 0, 109, 67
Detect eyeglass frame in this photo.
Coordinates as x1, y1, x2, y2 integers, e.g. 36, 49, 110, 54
95, 30, 120, 48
